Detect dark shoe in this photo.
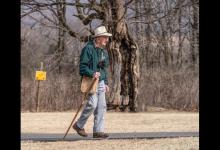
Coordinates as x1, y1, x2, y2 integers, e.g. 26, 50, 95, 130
93, 132, 109, 138
73, 122, 88, 137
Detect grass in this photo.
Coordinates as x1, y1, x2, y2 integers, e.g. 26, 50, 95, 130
21, 111, 199, 150
21, 137, 199, 150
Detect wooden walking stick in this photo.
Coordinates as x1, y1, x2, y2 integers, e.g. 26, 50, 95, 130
63, 77, 98, 139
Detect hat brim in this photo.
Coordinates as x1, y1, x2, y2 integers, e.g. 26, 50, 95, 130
92, 32, 112, 38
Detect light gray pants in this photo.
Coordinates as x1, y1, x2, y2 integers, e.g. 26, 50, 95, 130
76, 80, 107, 133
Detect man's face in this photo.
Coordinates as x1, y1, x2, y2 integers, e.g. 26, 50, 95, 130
96, 36, 109, 47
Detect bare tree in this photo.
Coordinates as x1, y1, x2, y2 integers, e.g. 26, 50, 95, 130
102, 0, 140, 111
21, 0, 140, 112
49, 0, 66, 72
21, 0, 199, 112
190, 0, 199, 67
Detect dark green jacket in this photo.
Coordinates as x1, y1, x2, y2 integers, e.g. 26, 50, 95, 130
79, 40, 109, 85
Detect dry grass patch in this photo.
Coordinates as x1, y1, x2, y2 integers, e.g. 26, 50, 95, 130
21, 112, 198, 134
21, 137, 199, 150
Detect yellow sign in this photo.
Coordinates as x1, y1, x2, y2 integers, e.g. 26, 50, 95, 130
35, 71, 46, 80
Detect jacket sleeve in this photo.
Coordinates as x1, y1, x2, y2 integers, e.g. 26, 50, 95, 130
79, 46, 94, 78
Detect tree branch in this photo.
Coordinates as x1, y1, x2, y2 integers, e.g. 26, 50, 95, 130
75, 0, 104, 25
125, 0, 134, 7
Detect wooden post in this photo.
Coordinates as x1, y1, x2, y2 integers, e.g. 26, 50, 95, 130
35, 62, 44, 112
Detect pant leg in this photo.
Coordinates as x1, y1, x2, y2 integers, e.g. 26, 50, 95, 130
76, 93, 98, 129
93, 80, 107, 132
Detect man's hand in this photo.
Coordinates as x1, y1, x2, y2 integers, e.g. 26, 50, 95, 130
93, 72, 100, 79
105, 85, 109, 92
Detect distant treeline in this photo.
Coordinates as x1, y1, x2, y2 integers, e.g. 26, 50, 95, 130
21, 0, 199, 112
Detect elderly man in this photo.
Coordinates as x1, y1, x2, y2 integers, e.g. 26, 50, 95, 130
73, 26, 112, 138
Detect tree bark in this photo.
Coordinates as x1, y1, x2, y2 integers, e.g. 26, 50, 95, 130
47, 0, 66, 72
190, 0, 199, 67
177, 0, 183, 67
56, 0, 66, 73
106, 0, 140, 111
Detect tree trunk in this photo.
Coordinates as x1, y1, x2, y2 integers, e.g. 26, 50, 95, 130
177, 0, 183, 67
106, 0, 140, 111
190, 0, 199, 67
56, 0, 66, 73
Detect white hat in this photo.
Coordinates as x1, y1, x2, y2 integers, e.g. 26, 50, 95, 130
93, 26, 112, 38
